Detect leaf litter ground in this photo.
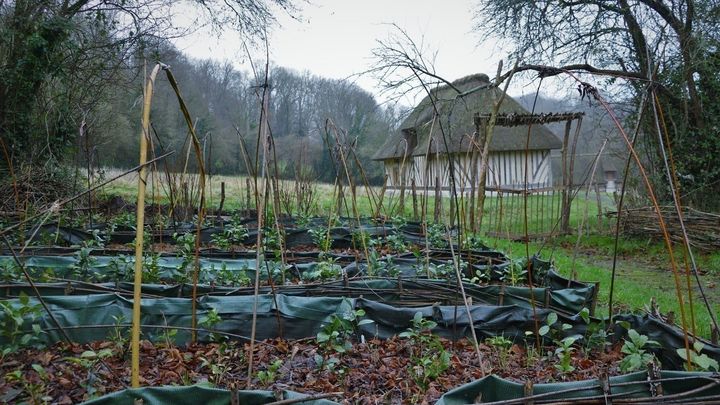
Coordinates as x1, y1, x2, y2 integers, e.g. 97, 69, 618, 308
0, 336, 624, 404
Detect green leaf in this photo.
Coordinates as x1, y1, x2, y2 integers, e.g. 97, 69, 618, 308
579, 308, 590, 324
31, 364, 47, 378
616, 320, 631, 330
694, 354, 719, 371
628, 329, 647, 348
562, 336, 578, 346
538, 325, 550, 336
621, 342, 637, 355
357, 319, 374, 326
546, 312, 558, 326
4, 370, 22, 381
81, 350, 98, 358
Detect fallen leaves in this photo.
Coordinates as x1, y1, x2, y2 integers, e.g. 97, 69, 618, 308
0, 337, 625, 404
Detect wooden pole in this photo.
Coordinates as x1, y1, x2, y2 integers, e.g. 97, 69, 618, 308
411, 179, 418, 220
434, 177, 442, 223
399, 180, 406, 217
336, 182, 344, 217
131, 63, 162, 388
595, 183, 603, 232
217, 181, 225, 220
560, 119, 572, 234
246, 178, 252, 215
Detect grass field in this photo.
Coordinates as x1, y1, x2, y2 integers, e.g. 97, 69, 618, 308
488, 234, 720, 339
97, 169, 720, 338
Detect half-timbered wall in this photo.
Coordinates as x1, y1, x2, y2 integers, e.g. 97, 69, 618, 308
384, 150, 553, 191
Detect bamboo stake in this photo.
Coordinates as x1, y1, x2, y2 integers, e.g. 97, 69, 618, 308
164, 70, 207, 343
131, 63, 162, 388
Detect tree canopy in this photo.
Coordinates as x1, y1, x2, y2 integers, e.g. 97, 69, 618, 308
474, 0, 720, 207
0, 0, 294, 166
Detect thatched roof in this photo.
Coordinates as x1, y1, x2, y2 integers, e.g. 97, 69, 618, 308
373, 73, 566, 161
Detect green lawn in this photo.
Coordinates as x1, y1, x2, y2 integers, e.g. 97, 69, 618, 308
487, 234, 720, 339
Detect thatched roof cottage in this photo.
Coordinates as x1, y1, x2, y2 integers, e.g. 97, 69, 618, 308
372, 73, 569, 192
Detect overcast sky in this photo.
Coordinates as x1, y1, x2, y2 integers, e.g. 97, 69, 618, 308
172, 0, 540, 105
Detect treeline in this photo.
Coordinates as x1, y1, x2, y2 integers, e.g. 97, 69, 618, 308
0, 0, 395, 191
89, 43, 399, 184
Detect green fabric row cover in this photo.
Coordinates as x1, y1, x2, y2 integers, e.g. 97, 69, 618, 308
33, 219, 439, 248
0, 274, 594, 315
0, 253, 596, 313
81, 372, 720, 405
435, 370, 720, 404
4, 293, 718, 369
15, 294, 354, 344
82, 386, 340, 405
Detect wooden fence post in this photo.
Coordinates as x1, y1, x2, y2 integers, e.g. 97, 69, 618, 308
336, 182, 344, 217
399, 180, 406, 217
434, 177, 442, 223
411, 179, 418, 220
245, 178, 252, 215
561, 120, 572, 234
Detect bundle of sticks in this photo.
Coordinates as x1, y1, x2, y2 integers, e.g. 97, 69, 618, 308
609, 206, 720, 252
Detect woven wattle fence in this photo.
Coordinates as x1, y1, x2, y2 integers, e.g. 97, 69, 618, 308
609, 206, 720, 252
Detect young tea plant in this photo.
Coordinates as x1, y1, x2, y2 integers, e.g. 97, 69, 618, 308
256, 359, 283, 386
619, 329, 660, 373
538, 312, 572, 342
173, 232, 196, 283
677, 341, 719, 372
214, 262, 251, 286
308, 227, 332, 252
64, 349, 114, 399
501, 259, 528, 286
426, 223, 447, 249
4, 364, 51, 404
142, 252, 163, 283
386, 233, 407, 252
106, 315, 129, 356
553, 336, 578, 373
70, 247, 98, 280
399, 312, 451, 390
0, 292, 44, 360
211, 219, 248, 250
303, 255, 341, 282
316, 308, 373, 354
485, 335, 513, 369
579, 308, 610, 354
199, 308, 225, 343
315, 307, 374, 376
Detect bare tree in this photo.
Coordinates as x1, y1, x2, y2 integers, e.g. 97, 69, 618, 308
0, 0, 298, 166
474, 0, 720, 207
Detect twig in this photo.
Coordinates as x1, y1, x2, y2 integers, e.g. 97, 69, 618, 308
2, 236, 71, 343
0, 150, 174, 238
265, 392, 344, 405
